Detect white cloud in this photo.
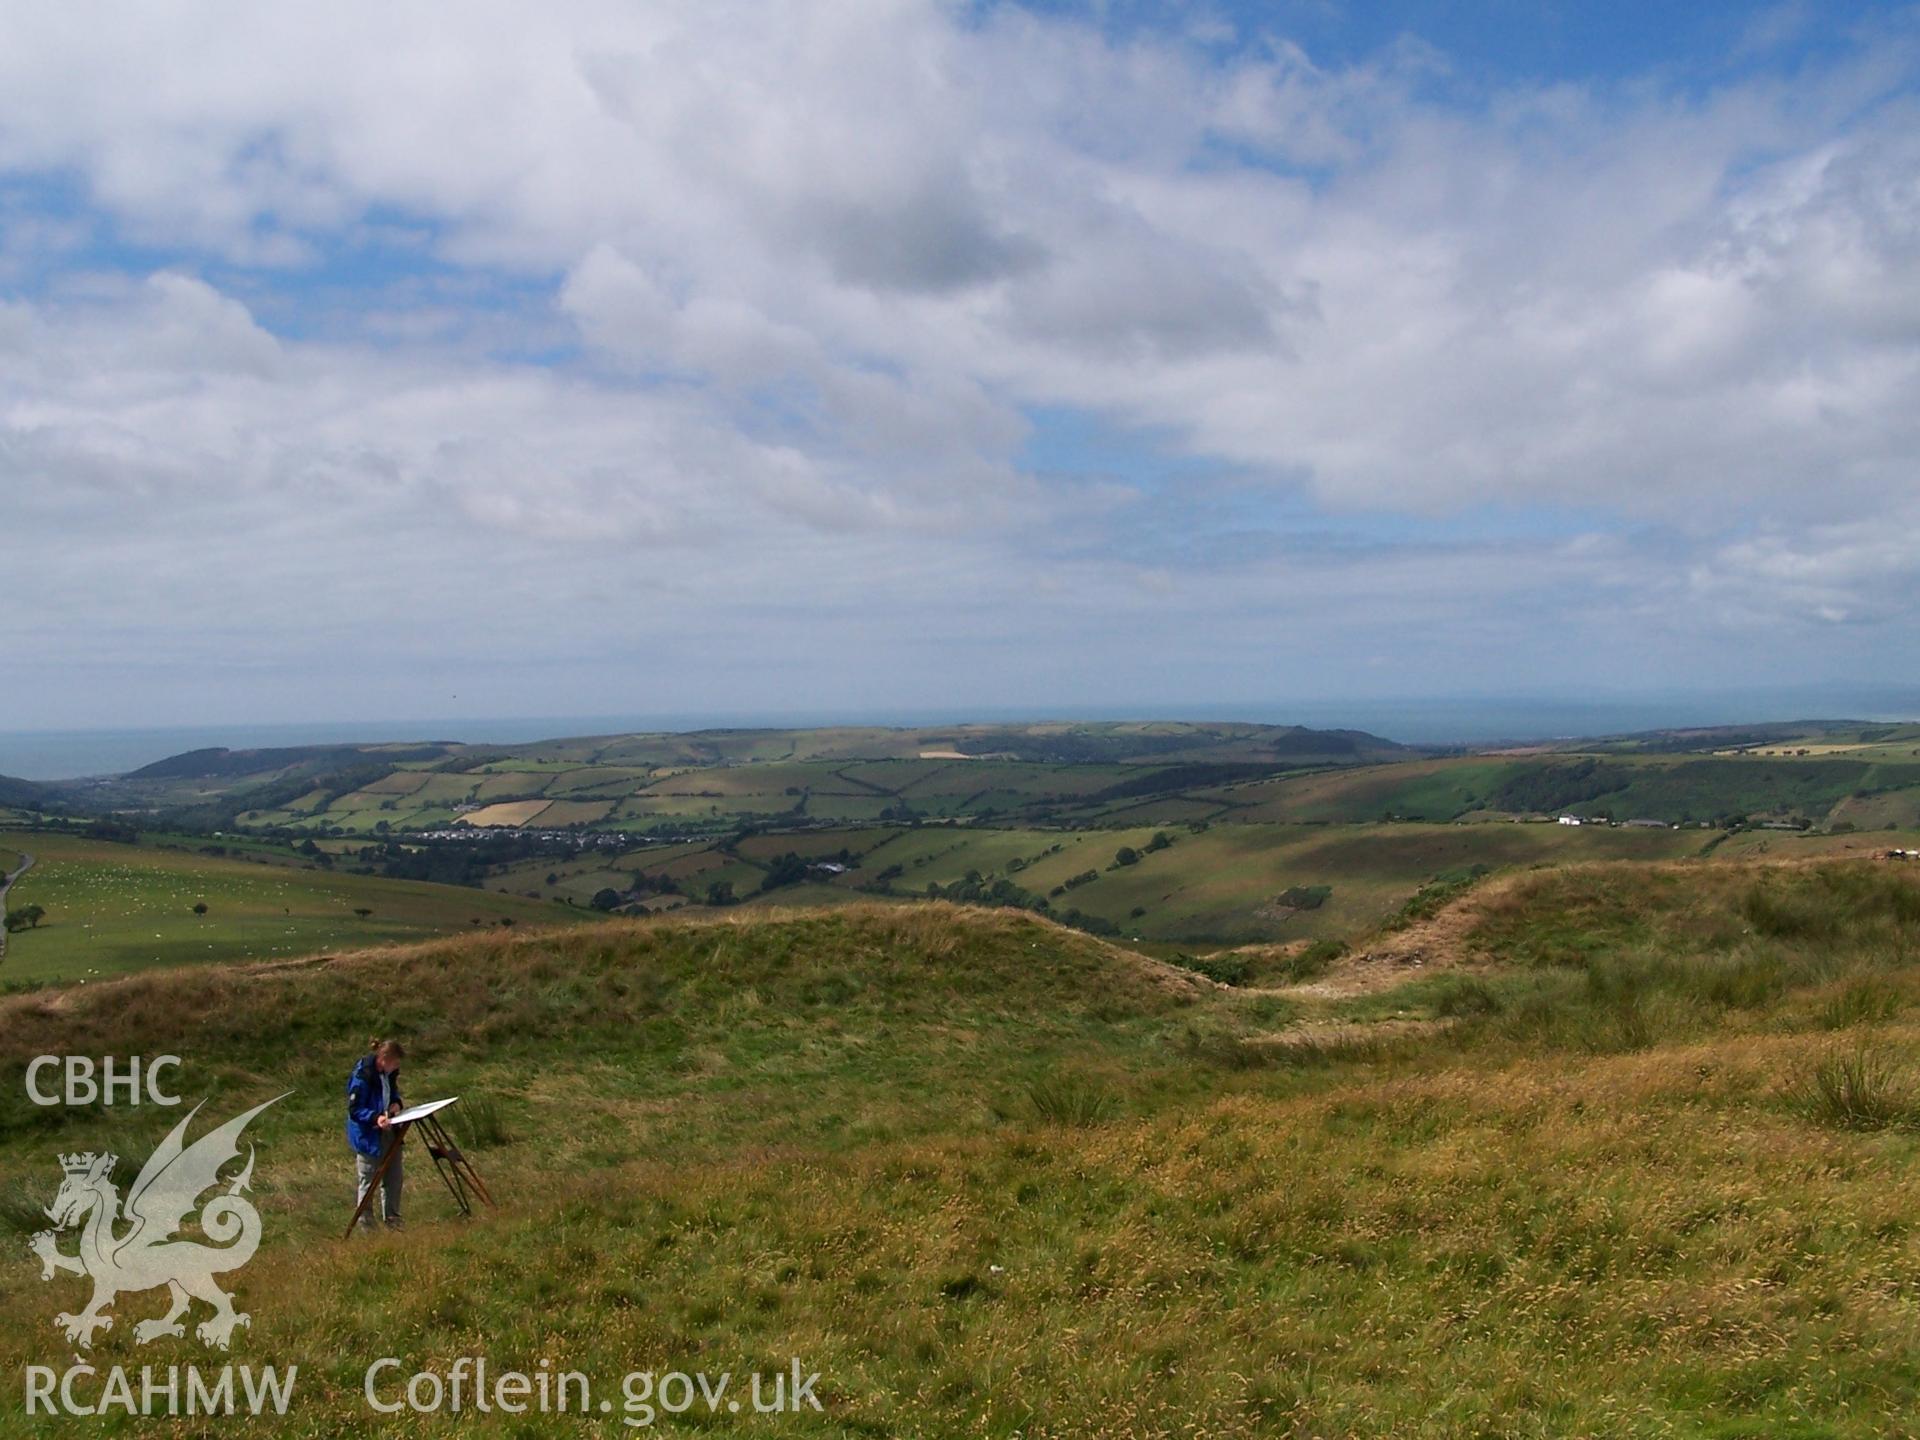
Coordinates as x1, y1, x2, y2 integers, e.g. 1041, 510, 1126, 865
1, 1, 1917, 724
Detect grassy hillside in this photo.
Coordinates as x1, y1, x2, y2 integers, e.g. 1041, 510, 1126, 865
0, 831, 577, 985
487, 818, 1714, 944
1211, 752, 1920, 827
5, 870, 1920, 1435
490, 818, 1920, 949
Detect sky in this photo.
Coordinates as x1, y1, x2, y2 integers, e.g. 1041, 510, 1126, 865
3, 1, 1918, 735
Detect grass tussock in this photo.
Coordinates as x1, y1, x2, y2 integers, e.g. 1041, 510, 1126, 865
1021, 1072, 1121, 1126
454, 1094, 512, 1147
1789, 1045, 1920, 1132
1816, 974, 1906, 1030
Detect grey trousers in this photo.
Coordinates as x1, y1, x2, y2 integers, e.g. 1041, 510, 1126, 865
354, 1146, 403, 1227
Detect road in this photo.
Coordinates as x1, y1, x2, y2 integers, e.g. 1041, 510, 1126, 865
0, 850, 36, 962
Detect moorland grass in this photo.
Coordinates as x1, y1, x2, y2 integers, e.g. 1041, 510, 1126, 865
4, 875, 1920, 1435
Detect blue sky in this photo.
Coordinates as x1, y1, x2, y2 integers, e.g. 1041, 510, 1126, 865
2, 1, 1917, 736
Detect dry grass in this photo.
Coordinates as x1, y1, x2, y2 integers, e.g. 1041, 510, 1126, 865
6, 872, 1920, 1435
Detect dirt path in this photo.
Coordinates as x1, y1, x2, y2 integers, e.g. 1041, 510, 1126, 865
0, 851, 36, 963
1226, 867, 1543, 1003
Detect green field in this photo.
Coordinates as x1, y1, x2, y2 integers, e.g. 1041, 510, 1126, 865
39, 721, 1920, 863
0, 831, 578, 984
6, 862, 1920, 1434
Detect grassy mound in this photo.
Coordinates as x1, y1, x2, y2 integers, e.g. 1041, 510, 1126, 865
0, 904, 1212, 1156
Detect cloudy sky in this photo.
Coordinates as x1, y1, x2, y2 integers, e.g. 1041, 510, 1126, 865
4, 0, 1918, 735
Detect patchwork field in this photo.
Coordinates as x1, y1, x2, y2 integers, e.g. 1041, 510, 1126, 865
15, 719, 1920, 968
182, 727, 1920, 843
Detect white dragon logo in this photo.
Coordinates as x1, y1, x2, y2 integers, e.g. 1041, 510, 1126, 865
28, 1094, 288, 1350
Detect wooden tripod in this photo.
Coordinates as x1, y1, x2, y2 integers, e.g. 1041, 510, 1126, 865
344, 1105, 495, 1238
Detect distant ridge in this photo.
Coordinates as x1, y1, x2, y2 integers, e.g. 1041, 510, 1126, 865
0, 773, 46, 807
127, 743, 451, 780
120, 721, 1410, 782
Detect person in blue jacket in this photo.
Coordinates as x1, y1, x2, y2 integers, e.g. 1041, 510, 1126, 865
346, 1037, 406, 1230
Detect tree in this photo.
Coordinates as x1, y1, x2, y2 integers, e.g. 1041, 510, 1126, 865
1113, 846, 1139, 867
705, 880, 735, 907
354, 907, 373, 919
192, 902, 209, 916
590, 887, 622, 911
759, 852, 811, 892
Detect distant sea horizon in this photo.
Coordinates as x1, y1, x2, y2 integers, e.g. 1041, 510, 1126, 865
4, 690, 1918, 782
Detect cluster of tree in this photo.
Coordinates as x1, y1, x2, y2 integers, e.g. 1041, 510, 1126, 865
758, 852, 818, 892
1053, 906, 1118, 937
1085, 764, 1285, 804
1275, 884, 1332, 910
297, 838, 335, 868
345, 832, 601, 889
4, 903, 46, 932
588, 870, 684, 911
924, 869, 1040, 910
1486, 758, 1632, 815
358, 841, 499, 888
1050, 869, 1099, 897
1110, 832, 1174, 869
916, 869, 1118, 938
